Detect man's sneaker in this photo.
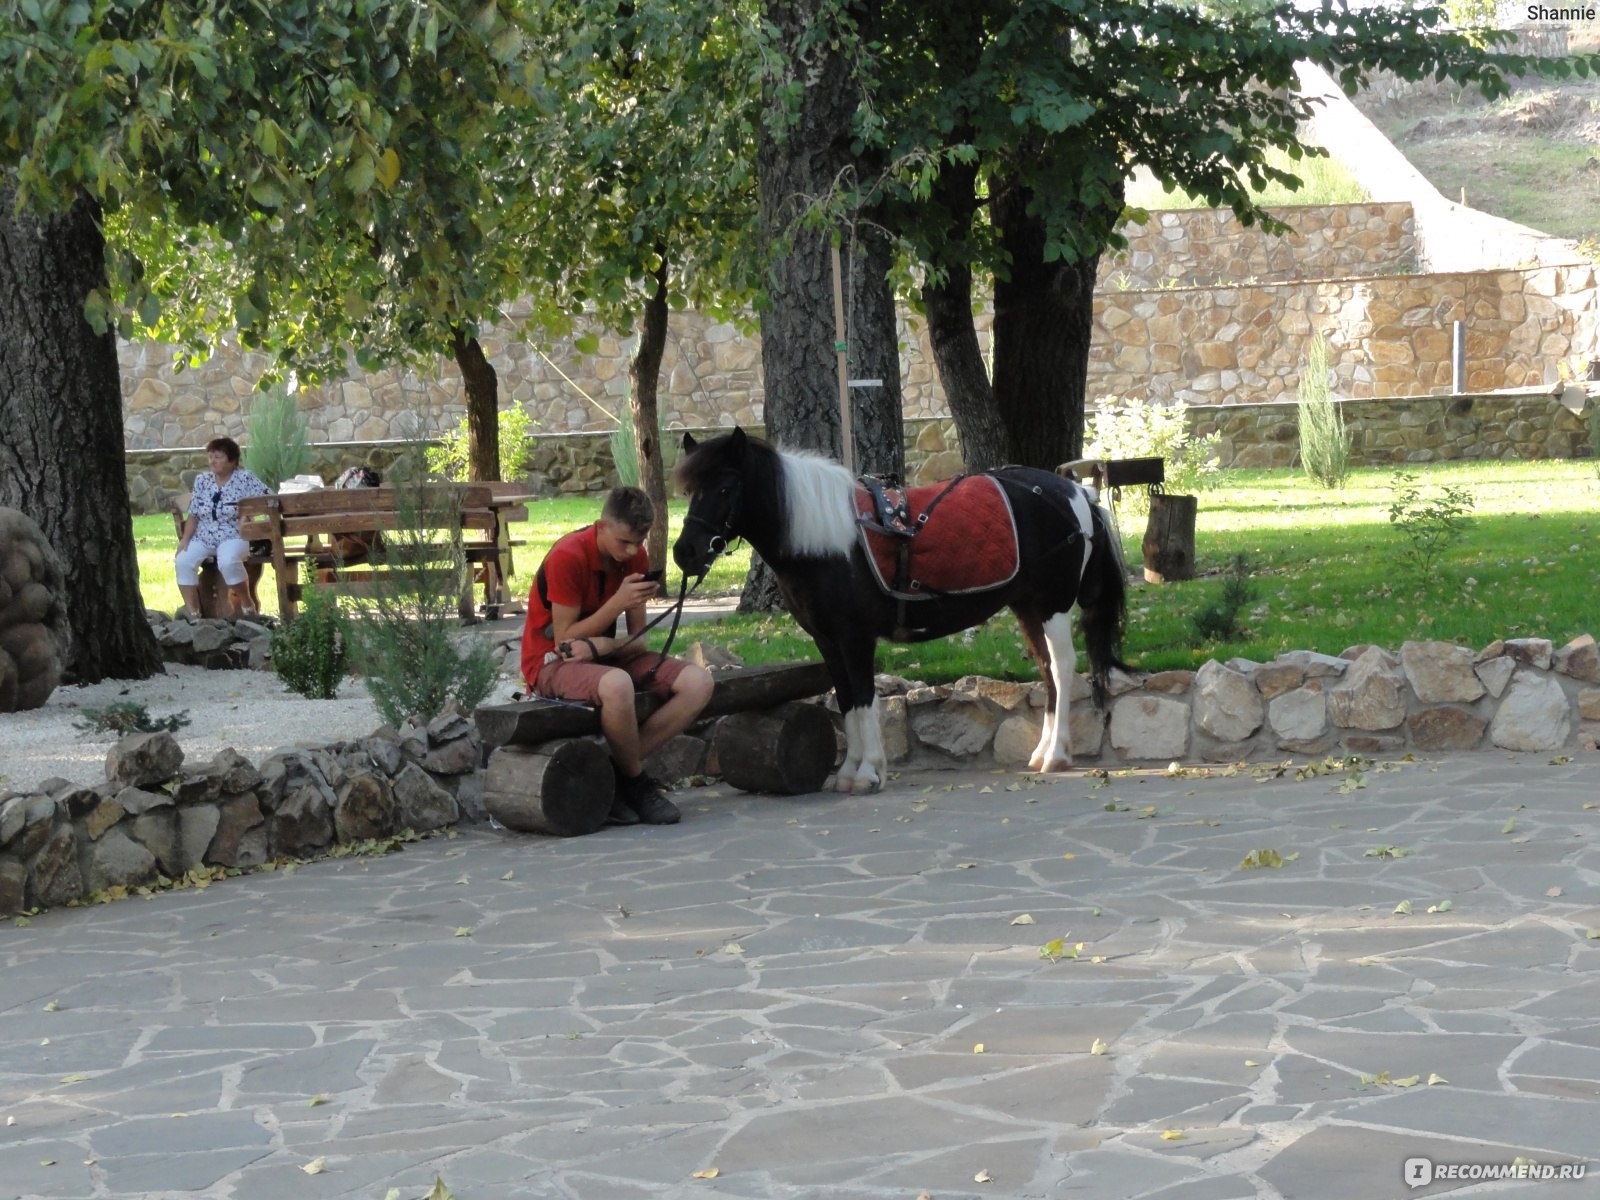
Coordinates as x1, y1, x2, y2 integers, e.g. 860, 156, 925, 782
622, 772, 681, 825
601, 793, 640, 832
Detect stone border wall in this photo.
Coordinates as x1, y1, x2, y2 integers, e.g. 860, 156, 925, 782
8, 634, 1597, 914
125, 387, 1598, 516
877, 635, 1600, 772
0, 712, 483, 915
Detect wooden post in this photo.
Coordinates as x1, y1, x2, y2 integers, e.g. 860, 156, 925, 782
832, 239, 854, 474
712, 702, 839, 794
1142, 493, 1198, 583
484, 739, 615, 836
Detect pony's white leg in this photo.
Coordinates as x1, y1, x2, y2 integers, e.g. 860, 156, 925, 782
1037, 611, 1077, 773
1029, 704, 1058, 773
835, 707, 863, 792
850, 696, 886, 794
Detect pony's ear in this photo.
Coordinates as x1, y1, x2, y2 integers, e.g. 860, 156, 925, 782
682, 432, 698, 453
730, 426, 747, 451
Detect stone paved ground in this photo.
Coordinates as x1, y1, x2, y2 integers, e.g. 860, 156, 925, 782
2, 755, 1599, 1200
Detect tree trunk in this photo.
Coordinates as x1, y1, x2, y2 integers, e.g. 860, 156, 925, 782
988, 173, 1119, 470
923, 260, 1007, 471
917, 152, 1008, 472
0, 180, 161, 682
629, 252, 671, 596
483, 739, 615, 836
712, 701, 838, 794
1142, 493, 1198, 583
452, 326, 500, 482
745, 0, 898, 613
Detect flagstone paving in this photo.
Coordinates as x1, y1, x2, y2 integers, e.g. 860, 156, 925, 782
2, 754, 1599, 1199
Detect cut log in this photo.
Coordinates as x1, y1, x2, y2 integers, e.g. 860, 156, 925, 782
484, 739, 614, 836
1142, 493, 1198, 583
712, 702, 838, 795
476, 661, 836, 748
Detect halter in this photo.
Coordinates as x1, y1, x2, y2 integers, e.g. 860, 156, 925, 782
681, 475, 742, 565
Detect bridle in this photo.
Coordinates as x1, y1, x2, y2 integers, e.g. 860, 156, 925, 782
681, 474, 742, 567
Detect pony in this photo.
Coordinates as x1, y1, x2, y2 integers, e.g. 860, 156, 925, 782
672, 427, 1128, 793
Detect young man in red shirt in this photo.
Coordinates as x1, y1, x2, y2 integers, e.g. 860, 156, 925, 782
521, 486, 714, 826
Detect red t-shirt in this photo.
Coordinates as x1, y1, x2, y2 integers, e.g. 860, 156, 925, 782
521, 523, 649, 686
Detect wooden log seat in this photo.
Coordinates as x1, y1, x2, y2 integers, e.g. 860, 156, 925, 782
475, 662, 839, 833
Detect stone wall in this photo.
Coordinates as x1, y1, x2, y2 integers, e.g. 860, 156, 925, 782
877, 635, 1600, 772
1104, 203, 1415, 289
1192, 387, 1597, 469
1091, 263, 1600, 409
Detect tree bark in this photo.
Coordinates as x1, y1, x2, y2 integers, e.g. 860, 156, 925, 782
917, 154, 1009, 472
452, 326, 500, 482
744, 0, 899, 613
989, 174, 1109, 470
483, 739, 615, 836
628, 252, 671, 596
1142, 493, 1198, 583
0, 180, 162, 682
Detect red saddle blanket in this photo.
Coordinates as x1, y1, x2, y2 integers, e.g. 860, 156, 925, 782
855, 475, 1019, 599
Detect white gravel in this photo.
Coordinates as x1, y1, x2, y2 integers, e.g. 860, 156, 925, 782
1, 666, 523, 796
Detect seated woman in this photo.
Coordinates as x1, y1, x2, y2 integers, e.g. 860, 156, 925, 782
175, 437, 271, 619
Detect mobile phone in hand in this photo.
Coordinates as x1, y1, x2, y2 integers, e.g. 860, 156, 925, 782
642, 568, 665, 583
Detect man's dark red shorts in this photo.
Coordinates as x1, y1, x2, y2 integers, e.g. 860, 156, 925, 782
533, 654, 689, 705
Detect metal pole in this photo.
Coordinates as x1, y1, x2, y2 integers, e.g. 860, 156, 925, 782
831, 240, 854, 474
1452, 320, 1466, 395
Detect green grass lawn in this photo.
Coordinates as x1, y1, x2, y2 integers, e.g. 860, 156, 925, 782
136, 461, 1599, 685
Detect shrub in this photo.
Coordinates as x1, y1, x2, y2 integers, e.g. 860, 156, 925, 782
1296, 334, 1352, 489
345, 481, 499, 726
73, 701, 190, 736
1086, 395, 1221, 510
1387, 470, 1476, 584
426, 405, 535, 482
1189, 553, 1257, 645
610, 413, 640, 486
243, 386, 311, 490
271, 566, 350, 699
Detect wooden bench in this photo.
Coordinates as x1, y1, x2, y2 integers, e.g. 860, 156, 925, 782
236, 484, 528, 623
476, 662, 838, 836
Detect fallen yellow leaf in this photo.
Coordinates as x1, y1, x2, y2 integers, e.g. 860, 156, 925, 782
302, 1157, 328, 1175
1091, 1038, 1109, 1055
1393, 1074, 1421, 1088
1428, 1073, 1449, 1085
973, 1043, 985, 1054
1010, 913, 1036, 926
454, 927, 471, 937
1161, 1130, 1185, 1141
691, 1167, 720, 1179
974, 1168, 993, 1183
308, 1094, 329, 1107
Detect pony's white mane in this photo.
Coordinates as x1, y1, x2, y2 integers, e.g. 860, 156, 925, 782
776, 448, 858, 557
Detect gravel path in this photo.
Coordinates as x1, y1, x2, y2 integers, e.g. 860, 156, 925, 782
1, 666, 523, 796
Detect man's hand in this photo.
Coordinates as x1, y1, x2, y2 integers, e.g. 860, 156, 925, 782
608, 573, 658, 615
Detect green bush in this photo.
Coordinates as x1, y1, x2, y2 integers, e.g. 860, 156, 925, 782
345, 481, 499, 726
610, 414, 640, 486
243, 386, 311, 490
426, 405, 535, 481
1189, 554, 1257, 645
1086, 395, 1220, 510
1296, 334, 1352, 489
271, 566, 350, 699
1387, 470, 1476, 585
73, 701, 191, 736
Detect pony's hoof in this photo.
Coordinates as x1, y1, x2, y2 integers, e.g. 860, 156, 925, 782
1037, 756, 1072, 774
851, 772, 883, 794
833, 774, 857, 794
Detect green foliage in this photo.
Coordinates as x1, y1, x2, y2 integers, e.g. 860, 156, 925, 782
1190, 554, 1258, 645
610, 417, 640, 487
73, 701, 191, 737
271, 567, 350, 699
242, 386, 311, 490
1086, 396, 1220, 508
1296, 335, 1352, 490
1124, 147, 1370, 211
426, 406, 535, 482
1387, 471, 1477, 583
345, 479, 498, 726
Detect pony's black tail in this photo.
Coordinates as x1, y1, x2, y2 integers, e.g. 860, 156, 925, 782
1079, 501, 1129, 710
